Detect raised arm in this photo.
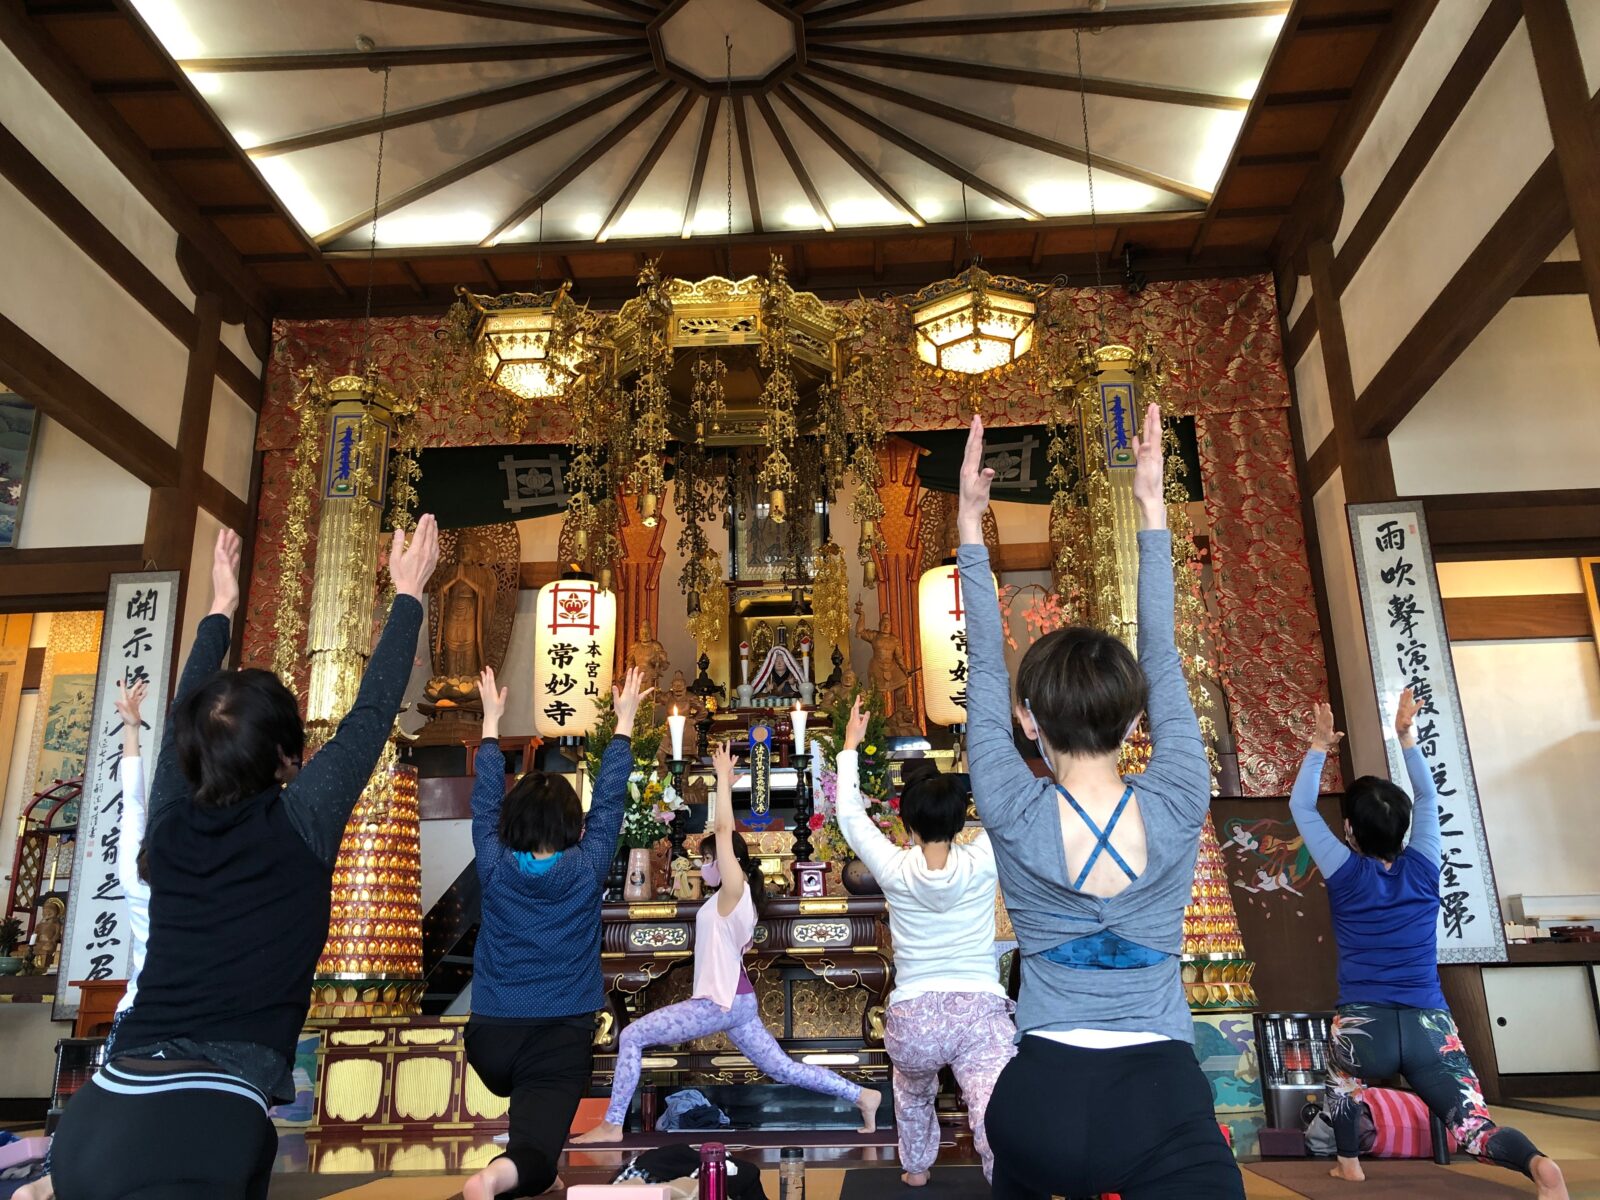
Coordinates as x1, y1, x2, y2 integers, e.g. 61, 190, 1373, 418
1393, 689, 1439, 865
471, 666, 510, 885
576, 666, 648, 881
148, 528, 240, 823
957, 416, 1043, 832
710, 740, 747, 916
1129, 403, 1209, 821
282, 516, 438, 867
1288, 703, 1351, 878
834, 698, 901, 881
114, 680, 150, 903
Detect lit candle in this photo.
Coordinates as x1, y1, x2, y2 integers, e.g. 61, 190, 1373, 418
790, 701, 807, 757
667, 706, 686, 761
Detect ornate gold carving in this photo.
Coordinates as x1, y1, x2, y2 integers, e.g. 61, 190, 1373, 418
393, 1056, 454, 1120
627, 902, 679, 920
628, 925, 689, 951
399, 1028, 457, 1046
329, 1029, 387, 1047
463, 1065, 511, 1120
866, 1005, 886, 1041
796, 899, 849, 916
790, 979, 868, 1038
793, 921, 849, 945
322, 1058, 384, 1122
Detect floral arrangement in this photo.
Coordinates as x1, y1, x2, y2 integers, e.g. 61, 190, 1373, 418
806, 684, 904, 862
585, 698, 685, 850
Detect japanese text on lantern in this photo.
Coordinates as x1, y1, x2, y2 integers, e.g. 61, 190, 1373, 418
55, 573, 179, 1019
533, 579, 616, 738
1348, 505, 1506, 965
919, 565, 991, 727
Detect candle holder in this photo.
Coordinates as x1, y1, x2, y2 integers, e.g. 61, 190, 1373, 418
822, 645, 844, 689
667, 758, 690, 860
790, 759, 815, 864
689, 652, 724, 702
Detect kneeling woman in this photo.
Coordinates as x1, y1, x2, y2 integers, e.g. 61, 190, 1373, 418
576, 741, 882, 1142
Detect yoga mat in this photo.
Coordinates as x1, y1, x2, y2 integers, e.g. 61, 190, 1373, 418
265, 1173, 388, 1199
566, 1129, 899, 1152
1245, 1160, 1533, 1198
837, 1165, 990, 1199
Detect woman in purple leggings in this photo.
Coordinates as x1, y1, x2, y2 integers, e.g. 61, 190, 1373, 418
575, 741, 882, 1142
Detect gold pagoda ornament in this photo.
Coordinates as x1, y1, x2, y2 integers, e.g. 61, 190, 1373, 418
908, 263, 1041, 375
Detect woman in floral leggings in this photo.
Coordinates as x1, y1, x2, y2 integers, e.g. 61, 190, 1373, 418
1291, 695, 1565, 1198
575, 742, 882, 1142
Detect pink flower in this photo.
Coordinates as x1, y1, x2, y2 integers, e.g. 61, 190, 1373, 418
809, 814, 825, 831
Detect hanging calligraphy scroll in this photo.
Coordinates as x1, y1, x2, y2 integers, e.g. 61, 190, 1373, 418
1347, 502, 1506, 965
746, 723, 773, 829
54, 571, 180, 1018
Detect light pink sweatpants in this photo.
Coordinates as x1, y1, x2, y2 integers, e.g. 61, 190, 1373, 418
884, 990, 1017, 1181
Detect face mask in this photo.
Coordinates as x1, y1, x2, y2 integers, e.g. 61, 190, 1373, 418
700, 860, 721, 888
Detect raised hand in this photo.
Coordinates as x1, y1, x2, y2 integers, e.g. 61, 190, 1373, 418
389, 514, 440, 600
1130, 402, 1167, 530
958, 414, 995, 545
479, 666, 508, 740
1394, 687, 1420, 749
1311, 702, 1345, 754
612, 666, 651, 736
711, 739, 736, 786
114, 679, 147, 729
209, 527, 243, 618
843, 695, 870, 753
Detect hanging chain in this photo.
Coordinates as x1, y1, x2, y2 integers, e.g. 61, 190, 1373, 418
725, 36, 734, 260
360, 64, 392, 375
961, 181, 971, 265
1074, 31, 1104, 338
535, 205, 544, 292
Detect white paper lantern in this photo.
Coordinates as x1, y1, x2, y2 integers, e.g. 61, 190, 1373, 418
533, 578, 617, 738
918, 562, 989, 727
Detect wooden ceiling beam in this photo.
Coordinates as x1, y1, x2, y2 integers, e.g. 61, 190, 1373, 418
808, 46, 1247, 111
179, 39, 648, 72
598, 89, 699, 242
773, 84, 922, 227
806, 1, 1291, 40
681, 94, 720, 238
315, 72, 658, 245
732, 95, 764, 235
755, 92, 835, 230
367, 0, 637, 35
581, 0, 659, 18
808, 62, 1212, 205
250, 56, 651, 157
809, 0, 924, 23
479, 257, 503, 290
790, 75, 1043, 220
484, 82, 679, 245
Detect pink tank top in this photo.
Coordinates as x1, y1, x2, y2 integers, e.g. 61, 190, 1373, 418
692, 885, 757, 1011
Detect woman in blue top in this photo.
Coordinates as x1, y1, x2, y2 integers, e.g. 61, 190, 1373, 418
462, 664, 649, 1200
958, 411, 1243, 1199
1290, 698, 1566, 1198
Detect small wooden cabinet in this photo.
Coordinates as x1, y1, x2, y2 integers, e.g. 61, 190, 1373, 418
1481, 964, 1600, 1075
69, 978, 127, 1038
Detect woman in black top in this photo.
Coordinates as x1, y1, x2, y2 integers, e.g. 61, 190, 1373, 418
50, 518, 439, 1200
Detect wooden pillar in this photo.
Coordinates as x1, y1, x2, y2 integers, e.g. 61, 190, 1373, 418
1523, 0, 1600, 344
143, 291, 221, 578
616, 490, 666, 677
870, 437, 926, 731
1306, 239, 1395, 504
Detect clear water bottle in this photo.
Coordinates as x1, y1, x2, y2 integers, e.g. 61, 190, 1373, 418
779, 1146, 805, 1200
698, 1142, 727, 1200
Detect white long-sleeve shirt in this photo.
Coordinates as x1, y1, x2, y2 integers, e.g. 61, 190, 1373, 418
833, 749, 1006, 1006
114, 755, 151, 1016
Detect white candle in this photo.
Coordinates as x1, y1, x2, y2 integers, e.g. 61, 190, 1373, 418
790, 701, 807, 756
667, 706, 686, 761
739, 642, 751, 686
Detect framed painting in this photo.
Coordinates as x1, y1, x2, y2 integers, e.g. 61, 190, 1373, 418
0, 391, 38, 548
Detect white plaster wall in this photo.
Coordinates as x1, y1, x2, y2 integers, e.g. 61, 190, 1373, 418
1548, 232, 1579, 263
1285, 273, 1312, 328
1334, 0, 1491, 253
0, 175, 188, 445
204, 380, 258, 502
0, 42, 193, 308
422, 818, 473, 914
1293, 334, 1334, 452
1389, 295, 1600, 495
1437, 557, 1584, 598
1567, 0, 1600, 94
1451, 638, 1600, 916
218, 322, 262, 379
18, 417, 150, 548
1343, 25, 1553, 397
0, 1004, 67, 1098
178, 508, 225, 669
1310, 469, 1388, 777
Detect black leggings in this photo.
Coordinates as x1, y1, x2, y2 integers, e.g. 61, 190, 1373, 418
1326, 1003, 1540, 1175
465, 1017, 595, 1197
49, 1070, 276, 1200
985, 1036, 1244, 1199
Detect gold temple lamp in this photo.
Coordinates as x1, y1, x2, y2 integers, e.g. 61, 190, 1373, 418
460, 284, 584, 401
908, 264, 1041, 375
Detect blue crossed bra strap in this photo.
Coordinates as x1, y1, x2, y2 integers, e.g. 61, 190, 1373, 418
1059, 784, 1139, 890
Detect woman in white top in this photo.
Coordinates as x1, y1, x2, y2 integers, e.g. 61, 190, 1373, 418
835, 697, 1016, 1186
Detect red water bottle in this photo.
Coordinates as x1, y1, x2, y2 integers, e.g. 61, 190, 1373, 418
699, 1142, 727, 1200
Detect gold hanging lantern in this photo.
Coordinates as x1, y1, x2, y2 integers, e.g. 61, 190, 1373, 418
909, 264, 1041, 375
459, 285, 585, 401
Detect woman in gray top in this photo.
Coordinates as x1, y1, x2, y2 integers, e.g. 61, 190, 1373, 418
957, 411, 1242, 1199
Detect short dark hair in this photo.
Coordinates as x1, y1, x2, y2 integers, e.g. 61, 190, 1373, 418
898, 758, 968, 843
702, 830, 765, 902
1016, 627, 1148, 757
499, 771, 583, 854
1341, 776, 1412, 860
175, 669, 304, 809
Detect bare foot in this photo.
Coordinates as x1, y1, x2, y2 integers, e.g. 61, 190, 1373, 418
464, 1157, 519, 1200
1328, 1156, 1365, 1183
1531, 1155, 1568, 1200
901, 1170, 929, 1186
540, 1178, 567, 1195
856, 1088, 883, 1133
14, 1179, 54, 1200
572, 1121, 624, 1145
